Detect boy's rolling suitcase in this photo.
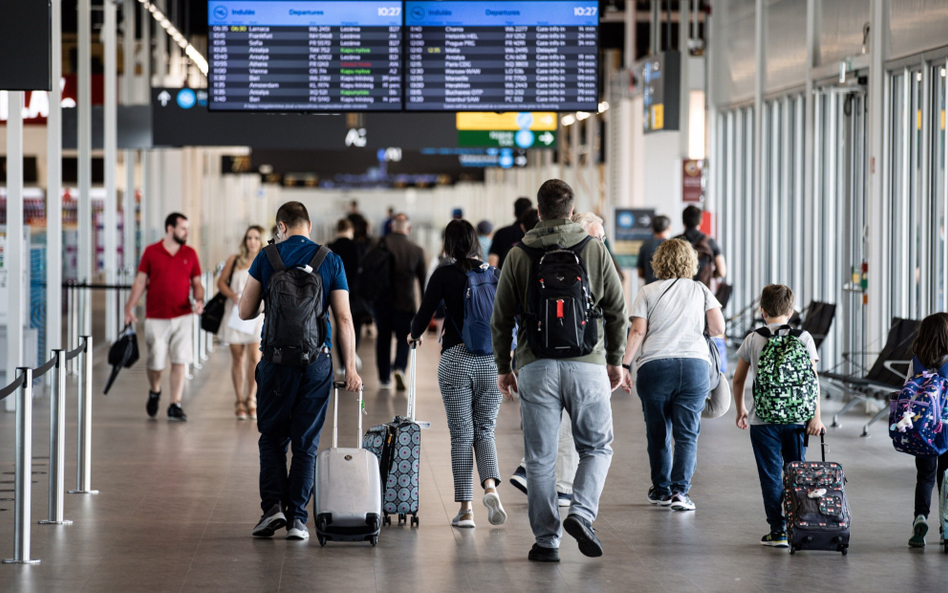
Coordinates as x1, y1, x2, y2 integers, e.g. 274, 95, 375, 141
784, 431, 851, 555
941, 472, 948, 554
314, 382, 382, 546
363, 341, 425, 527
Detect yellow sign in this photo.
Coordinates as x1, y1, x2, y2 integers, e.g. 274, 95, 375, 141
456, 112, 557, 131
651, 104, 664, 130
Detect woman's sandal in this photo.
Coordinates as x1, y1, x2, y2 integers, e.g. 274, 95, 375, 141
246, 400, 257, 420
235, 401, 249, 420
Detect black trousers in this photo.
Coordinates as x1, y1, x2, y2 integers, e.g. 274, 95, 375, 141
374, 303, 413, 382
914, 452, 948, 519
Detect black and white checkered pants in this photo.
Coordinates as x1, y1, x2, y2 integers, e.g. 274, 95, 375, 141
437, 344, 503, 502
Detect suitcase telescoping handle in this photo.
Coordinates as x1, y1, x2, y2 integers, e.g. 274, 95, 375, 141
803, 428, 827, 462
332, 381, 364, 449
408, 340, 419, 421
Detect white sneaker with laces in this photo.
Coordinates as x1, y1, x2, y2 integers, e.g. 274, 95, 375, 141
286, 518, 310, 540
483, 489, 507, 525
451, 510, 476, 528
670, 493, 696, 511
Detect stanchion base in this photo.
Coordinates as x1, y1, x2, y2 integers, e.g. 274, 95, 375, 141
38, 519, 73, 525
2, 558, 41, 564
67, 490, 99, 495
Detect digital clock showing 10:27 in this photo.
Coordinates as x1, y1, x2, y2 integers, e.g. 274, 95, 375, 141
206, 0, 599, 113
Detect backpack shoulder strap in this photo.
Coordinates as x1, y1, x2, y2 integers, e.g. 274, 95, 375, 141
516, 242, 543, 261
308, 245, 331, 272
754, 327, 773, 338
264, 244, 286, 272
568, 235, 594, 255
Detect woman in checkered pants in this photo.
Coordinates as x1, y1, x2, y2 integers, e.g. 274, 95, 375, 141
409, 220, 507, 529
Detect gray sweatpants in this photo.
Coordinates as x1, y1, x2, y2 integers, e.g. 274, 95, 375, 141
519, 359, 614, 549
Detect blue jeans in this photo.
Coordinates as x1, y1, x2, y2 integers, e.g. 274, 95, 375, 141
255, 352, 332, 524
636, 358, 709, 496
750, 424, 806, 532
519, 359, 613, 549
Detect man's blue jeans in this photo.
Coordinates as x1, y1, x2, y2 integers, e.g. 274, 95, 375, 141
636, 358, 709, 496
255, 352, 332, 524
749, 423, 806, 532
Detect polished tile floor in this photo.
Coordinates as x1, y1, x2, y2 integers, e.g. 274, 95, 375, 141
1, 337, 946, 593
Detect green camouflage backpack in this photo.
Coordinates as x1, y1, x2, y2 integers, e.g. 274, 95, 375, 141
752, 325, 819, 424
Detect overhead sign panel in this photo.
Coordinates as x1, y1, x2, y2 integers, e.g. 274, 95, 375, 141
456, 111, 557, 131
404, 0, 599, 112
207, 0, 403, 111
642, 51, 679, 133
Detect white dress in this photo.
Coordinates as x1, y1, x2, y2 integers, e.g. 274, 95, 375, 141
219, 267, 264, 345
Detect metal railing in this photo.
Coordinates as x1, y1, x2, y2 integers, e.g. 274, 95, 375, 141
1, 335, 94, 565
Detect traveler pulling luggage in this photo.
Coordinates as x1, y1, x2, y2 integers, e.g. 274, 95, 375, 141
784, 431, 851, 555
363, 340, 426, 527
314, 382, 382, 546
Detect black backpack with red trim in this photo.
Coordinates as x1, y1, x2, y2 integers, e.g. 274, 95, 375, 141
517, 236, 601, 359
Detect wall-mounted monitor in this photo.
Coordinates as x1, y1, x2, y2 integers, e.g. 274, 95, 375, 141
207, 0, 403, 111
403, 0, 599, 112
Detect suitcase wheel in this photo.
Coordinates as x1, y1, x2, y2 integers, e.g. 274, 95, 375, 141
411, 514, 419, 527
840, 547, 848, 556
398, 513, 406, 525
943, 542, 947, 554
370, 536, 378, 547
383, 514, 392, 526
789, 546, 796, 555
318, 535, 327, 547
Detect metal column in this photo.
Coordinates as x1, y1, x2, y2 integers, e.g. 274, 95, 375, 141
39, 351, 71, 526
2, 369, 40, 564
47, 0, 63, 355
78, 0, 93, 340
68, 336, 98, 495
104, 0, 119, 343
4, 93, 24, 414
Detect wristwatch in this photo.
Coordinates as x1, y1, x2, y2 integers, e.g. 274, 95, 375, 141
621, 363, 632, 371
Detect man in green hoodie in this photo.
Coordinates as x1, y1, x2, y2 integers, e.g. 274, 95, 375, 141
491, 179, 628, 562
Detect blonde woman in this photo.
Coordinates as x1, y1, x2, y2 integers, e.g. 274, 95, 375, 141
218, 226, 266, 419
620, 238, 725, 512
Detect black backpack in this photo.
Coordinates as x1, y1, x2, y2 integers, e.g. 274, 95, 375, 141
357, 238, 394, 304
517, 236, 600, 358
261, 244, 330, 366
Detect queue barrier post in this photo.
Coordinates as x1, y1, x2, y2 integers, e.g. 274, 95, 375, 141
39, 349, 72, 526
2, 368, 41, 565
68, 336, 98, 496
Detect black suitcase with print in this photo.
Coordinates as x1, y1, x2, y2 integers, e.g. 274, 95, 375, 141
783, 431, 851, 555
362, 341, 423, 526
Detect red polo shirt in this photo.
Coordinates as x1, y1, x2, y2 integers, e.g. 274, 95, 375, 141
138, 241, 202, 319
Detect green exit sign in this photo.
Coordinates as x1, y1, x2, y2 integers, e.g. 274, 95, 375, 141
457, 130, 557, 149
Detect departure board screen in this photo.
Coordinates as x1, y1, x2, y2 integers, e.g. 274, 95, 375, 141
404, 1, 599, 111
207, 1, 403, 111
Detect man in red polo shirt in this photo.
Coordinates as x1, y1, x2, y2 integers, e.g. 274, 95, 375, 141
124, 212, 205, 421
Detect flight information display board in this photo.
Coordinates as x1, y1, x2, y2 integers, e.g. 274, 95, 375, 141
403, 1, 599, 111
207, 1, 403, 111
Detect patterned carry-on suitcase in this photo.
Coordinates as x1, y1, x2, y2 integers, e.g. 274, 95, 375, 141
784, 431, 851, 555
941, 472, 948, 554
363, 341, 426, 527
313, 382, 382, 546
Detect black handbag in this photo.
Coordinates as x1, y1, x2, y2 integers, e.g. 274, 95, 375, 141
201, 262, 234, 333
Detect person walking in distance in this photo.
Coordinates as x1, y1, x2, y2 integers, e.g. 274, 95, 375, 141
217, 225, 266, 420
491, 180, 628, 562
238, 201, 362, 541
328, 218, 369, 353
410, 220, 507, 529
368, 213, 426, 391
676, 206, 727, 287
124, 212, 205, 422
488, 197, 533, 269
637, 215, 671, 285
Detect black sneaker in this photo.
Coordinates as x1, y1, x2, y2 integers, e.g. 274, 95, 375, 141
528, 543, 560, 563
562, 514, 603, 558
168, 403, 187, 422
647, 486, 665, 505
146, 391, 161, 418
252, 503, 287, 537
509, 465, 528, 496
394, 370, 407, 391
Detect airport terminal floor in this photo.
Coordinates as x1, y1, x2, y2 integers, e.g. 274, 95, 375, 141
1, 334, 945, 593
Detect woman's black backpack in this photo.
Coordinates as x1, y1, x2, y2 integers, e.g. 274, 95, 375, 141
517, 236, 600, 358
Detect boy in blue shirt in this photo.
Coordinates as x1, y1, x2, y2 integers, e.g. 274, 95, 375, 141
239, 201, 362, 541
732, 284, 825, 548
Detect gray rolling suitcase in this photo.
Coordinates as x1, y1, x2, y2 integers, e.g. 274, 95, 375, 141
314, 381, 382, 547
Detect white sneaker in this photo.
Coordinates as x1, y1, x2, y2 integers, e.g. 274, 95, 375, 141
286, 518, 309, 540
394, 370, 407, 391
669, 493, 696, 512
483, 490, 507, 525
451, 510, 476, 528
379, 381, 393, 390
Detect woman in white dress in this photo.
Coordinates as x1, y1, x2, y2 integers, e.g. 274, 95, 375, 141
217, 226, 266, 419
